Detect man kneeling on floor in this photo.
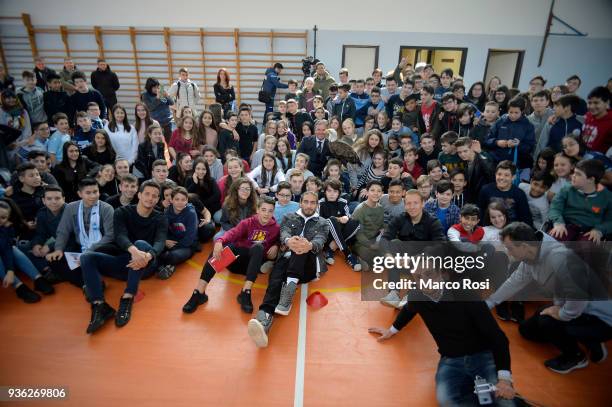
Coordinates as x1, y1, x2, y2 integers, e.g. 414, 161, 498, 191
248, 191, 329, 348
182, 196, 280, 314
82, 180, 168, 334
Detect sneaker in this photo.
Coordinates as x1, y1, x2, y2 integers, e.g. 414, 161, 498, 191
397, 294, 408, 309
585, 342, 608, 364
15, 284, 41, 304
86, 302, 116, 334
544, 353, 588, 374
237, 290, 254, 314
34, 276, 55, 295
510, 301, 525, 323
275, 281, 298, 316
495, 303, 511, 321
182, 290, 208, 313
360, 259, 370, 272
43, 269, 64, 284
325, 249, 335, 265
346, 254, 362, 272
380, 290, 401, 308
260, 261, 274, 274
115, 296, 134, 327
248, 310, 274, 348
157, 265, 176, 280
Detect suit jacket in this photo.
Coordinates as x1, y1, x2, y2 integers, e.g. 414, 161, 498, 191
297, 136, 332, 178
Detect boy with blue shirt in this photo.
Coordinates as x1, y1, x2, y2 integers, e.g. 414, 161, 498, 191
74, 111, 96, 151
47, 113, 71, 165
538, 94, 583, 153
273, 182, 299, 223
424, 180, 460, 234
350, 79, 371, 129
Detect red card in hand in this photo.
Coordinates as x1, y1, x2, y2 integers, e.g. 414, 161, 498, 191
208, 246, 238, 273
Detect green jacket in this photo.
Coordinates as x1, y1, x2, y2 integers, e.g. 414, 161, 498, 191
548, 185, 612, 235
313, 71, 336, 100
352, 202, 385, 248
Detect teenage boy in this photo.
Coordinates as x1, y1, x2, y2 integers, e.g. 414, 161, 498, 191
74, 111, 96, 151
528, 90, 554, 147
105, 174, 139, 209
46, 113, 71, 165
333, 83, 356, 123
284, 79, 299, 101
235, 107, 258, 164
401, 94, 420, 133
449, 169, 468, 208
28, 185, 66, 274
80, 180, 167, 334
485, 96, 535, 176
403, 146, 423, 180
90, 59, 120, 111
43, 72, 71, 126
518, 170, 553, 231
386, 80, 413, 119
538, 94, 583, 153
351, 181, 385, 270
380, 77, 400, 103
581, 86, 611, 155
286, 99, 311, 140
438, 131, 464, 173
325, 84, 338, 115
247, 192, 328, 347
11, 163, 44, 233
478, 161, 533, 227
33, 57, 56, 91
380, 179, 406, 223
350, 79, 371, 129
262, 63, 288, 117
416, 133, 440, 170
565, 75, 587, 115
447, 203, 485, 243
309, 95, 329, 120
318, 179, 361, 271
417, 85, 440, 135
288, 171, 305, 202
69, 71, 107, 119
17, 70, 47, 125
286, 154, 314, 183
15, 122, 50, 164
434, 68, 453, 102
381, 157, 414, 192
455, 136, 495, 203
366, 87, 386, 117
167, 67, 200, 118
46, 178, 115, 287
273, 181, 299, 223
424, 180, 461, 234
183, 196, 279, 314
471, 101, 500, 147
151, 159, 174, 186
87, 102, 105, 130
434, 93, 459, 138
548, 159, 611, 242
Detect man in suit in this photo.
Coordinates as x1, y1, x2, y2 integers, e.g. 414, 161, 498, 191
297, 119, 332, 177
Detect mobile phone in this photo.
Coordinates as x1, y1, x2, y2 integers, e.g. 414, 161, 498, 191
475, 110, 482, 118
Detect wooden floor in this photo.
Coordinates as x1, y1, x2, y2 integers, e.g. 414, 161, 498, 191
1, 243, 611, 406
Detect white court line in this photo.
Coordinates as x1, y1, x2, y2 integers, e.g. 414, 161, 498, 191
293, 283, 308, 407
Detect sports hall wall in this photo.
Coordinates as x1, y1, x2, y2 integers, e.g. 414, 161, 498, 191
1, 0, 610, 114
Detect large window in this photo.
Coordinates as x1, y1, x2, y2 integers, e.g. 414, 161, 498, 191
342, 45, 380, 80
399, 46, 467, 76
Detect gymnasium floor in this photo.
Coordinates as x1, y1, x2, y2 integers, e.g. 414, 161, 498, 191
1, 243, 610, 407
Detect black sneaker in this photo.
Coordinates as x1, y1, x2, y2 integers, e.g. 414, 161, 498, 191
86, 302, 116, 334
43, 269, 64, 284
237, 290, 254, 314
585, 342, 608, 364
496, 303, 511, 321
115, 296, 134, 327
510, 301, 525, 323
15, 284, 41, 303
34, 276, 55, 295
182, 290, 208, 313
157, 265, 176, 280
544, 352, 588, 374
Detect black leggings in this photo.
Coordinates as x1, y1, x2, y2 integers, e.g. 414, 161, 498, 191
200, 243, 265, 284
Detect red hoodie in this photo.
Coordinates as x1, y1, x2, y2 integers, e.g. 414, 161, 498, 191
582, 110, 612, 154
218, 215, 280, 252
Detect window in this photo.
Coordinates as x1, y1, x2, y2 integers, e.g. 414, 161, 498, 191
342, 45, 379, 80
483, 49, 525, 88
399, 46, 468, 76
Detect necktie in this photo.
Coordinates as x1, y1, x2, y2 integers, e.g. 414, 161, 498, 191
317, 140, 323, 153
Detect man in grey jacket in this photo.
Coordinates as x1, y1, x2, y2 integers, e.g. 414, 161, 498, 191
46, 178, 114, 288
486, 222, 612, 374
248, 191, 329, 348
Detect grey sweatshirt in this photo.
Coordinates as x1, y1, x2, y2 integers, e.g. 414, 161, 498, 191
55, 200, 115, 252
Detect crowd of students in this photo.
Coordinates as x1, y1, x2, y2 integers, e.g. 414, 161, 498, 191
1, 55, 611, 406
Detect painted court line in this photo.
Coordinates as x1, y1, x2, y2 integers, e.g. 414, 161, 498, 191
294, 283, 308, 407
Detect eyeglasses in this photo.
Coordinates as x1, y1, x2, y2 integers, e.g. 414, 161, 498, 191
277, 193, 291, 198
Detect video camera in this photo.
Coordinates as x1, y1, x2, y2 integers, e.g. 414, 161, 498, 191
301, 56, 320, 77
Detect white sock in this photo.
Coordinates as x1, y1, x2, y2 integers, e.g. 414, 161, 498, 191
287, 277, 299, 285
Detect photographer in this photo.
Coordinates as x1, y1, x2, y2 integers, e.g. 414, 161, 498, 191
370, 263, 516, 406
261, 63, 288, 119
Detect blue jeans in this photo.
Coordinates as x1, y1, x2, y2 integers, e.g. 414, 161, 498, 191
0, 246, 41, 287
159, 247, 193, 266
80, 241, 158, 302
435, 351, 516, 407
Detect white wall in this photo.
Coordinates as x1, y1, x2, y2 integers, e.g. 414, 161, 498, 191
2, 0, 611, 38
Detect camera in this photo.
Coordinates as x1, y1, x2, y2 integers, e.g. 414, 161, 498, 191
301, 56, 320, 77
474, 376, 496, 405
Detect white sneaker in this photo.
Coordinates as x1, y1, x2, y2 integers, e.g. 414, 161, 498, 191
380, 290, 401, 308
397, 294, 408, 309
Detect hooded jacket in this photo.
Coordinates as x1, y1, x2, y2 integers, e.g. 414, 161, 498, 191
485, 114, 535, 169
90, 66, 120, 104
165, 203, 198, 249
218, 214, 280, 253
262, 67, 288, 98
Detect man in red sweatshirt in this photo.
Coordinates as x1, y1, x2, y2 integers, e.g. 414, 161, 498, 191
582, 86, 611, 155
182, 196, 280, 314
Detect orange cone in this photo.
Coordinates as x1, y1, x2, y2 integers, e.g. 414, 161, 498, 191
306, 291, 328, 309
